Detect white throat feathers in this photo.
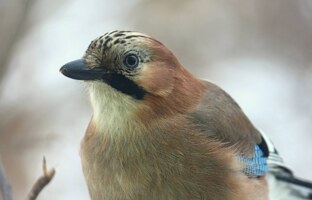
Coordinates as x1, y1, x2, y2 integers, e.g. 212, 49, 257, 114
88, 82, 140, 136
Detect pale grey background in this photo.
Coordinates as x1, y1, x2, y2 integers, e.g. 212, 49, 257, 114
0, 0, 311, 199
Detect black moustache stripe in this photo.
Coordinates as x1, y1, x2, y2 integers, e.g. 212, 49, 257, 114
103, 73, 146, 100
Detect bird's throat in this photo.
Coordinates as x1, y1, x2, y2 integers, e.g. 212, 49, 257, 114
89, 82, 140, 136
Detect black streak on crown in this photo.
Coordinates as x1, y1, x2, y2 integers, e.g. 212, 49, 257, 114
114, 33, 125, 37
103, 37, 113, 49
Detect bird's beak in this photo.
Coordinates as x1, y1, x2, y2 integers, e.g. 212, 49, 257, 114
60, 59, 110, 80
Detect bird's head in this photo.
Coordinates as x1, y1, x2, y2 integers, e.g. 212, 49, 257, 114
60, 31, 204, 124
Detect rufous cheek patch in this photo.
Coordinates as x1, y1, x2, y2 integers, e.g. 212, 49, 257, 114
136, 62, 174, 97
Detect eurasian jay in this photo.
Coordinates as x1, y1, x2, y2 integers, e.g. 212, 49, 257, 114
60, 31, 312, 200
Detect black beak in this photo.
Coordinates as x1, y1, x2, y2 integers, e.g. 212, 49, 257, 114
60, 59, 110, 80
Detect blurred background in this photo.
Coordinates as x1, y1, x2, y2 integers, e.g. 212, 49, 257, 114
0, 0, 311, 199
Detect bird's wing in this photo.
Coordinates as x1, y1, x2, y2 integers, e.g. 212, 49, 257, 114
186, 80, 312, 195
187, 80, 262, 154
186, 80, 267, 177
258, 130, 290, 174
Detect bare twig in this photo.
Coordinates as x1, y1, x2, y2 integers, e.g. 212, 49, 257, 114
0, 159, 12, 200
27, 157, 55, 200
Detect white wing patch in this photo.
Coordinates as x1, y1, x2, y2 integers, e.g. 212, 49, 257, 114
259, 130, 292, 174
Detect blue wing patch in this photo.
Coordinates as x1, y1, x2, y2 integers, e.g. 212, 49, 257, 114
239, 145, 269, 177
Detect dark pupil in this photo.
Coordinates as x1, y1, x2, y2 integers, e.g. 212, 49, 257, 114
126, 55, 138, 67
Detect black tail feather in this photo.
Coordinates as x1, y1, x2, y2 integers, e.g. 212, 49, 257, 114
276, 174, 312, 189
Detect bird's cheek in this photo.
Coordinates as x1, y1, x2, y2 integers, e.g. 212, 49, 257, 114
136, 63, 174, 97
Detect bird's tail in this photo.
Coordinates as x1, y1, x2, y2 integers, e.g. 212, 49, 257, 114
267, 172, 312, 200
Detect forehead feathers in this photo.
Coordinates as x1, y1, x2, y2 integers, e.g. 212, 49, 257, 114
86, 31, 162, 55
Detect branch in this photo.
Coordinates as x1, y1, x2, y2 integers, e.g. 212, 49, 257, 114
27, 157, 55, 200
0, 159, 12, 200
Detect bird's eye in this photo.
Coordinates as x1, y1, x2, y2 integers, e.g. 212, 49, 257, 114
124, 54, 139, 68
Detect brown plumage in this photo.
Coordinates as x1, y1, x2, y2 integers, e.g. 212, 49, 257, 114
61, 31, 268, 200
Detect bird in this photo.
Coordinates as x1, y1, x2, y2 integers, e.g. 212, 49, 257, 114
60, 30, 312, 200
